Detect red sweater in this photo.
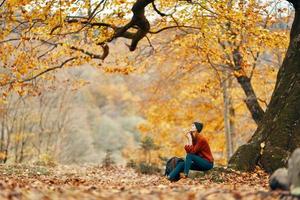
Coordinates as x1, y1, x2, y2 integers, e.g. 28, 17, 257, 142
184, 134, 214, 163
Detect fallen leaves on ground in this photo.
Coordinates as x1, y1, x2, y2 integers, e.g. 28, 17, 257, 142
0, 165, 284, 200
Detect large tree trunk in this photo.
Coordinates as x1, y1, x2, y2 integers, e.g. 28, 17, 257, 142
229, 2, 300, 173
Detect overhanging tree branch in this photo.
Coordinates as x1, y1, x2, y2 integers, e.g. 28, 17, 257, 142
22, 57, 78, 83
0, 0, 205, 86
0, 57, 78, 87
5, 36, 109, 61
149, 25, 201, 34
70, 44, 109, 60
50, 0, 202, 55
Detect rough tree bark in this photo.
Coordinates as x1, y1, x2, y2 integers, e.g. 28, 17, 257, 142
229, 1, 300, 173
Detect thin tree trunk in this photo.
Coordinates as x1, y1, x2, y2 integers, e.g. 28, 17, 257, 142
4, 120, 10, 164
229, 97, 236, 150
0, 119, 4, 152
3, 126, 10, 164
14, 122, 20, 163
222, 70, 234, 160
0, 118, 4, 163
19, 135, 25, 163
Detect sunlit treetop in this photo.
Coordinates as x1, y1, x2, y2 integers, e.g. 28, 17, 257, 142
0, 0, 294, 100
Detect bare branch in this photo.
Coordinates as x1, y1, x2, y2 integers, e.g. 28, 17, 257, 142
24, 57, 78, 82
206, 54, 222, 84
51, 19, 115, 36
38, 46, 57, 59
149, 25, 201, 34
2, 36, 109, 60
257, 98, 268, 107
249, 51, 260, 80
70, 44, 109, 60
152, 2, 168, 17
88, 0, 107, 19
145, 35, 155, 50
186, 0, 218, 16
0, 38, 20, 44
0, 0, 6, 8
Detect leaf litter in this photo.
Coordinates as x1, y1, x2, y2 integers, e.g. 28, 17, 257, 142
0, 165, 284, 200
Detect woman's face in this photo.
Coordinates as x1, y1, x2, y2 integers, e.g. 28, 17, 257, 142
191, 124, 197, 134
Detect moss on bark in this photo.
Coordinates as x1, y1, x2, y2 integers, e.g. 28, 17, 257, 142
259, 147, 290, 173
228, 143, 260, 171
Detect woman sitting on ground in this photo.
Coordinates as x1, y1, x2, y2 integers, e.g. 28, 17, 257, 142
167, 122, 214, 181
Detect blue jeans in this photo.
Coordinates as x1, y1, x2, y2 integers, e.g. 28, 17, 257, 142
168, 153, 213, 181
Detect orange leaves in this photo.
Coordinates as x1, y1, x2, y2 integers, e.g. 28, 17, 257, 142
125, 0, 289, 167
0, 152, 6, 160
233, 69, 246, 78
0, 0, 290, 170
71, 79, 90, 91
12, 52, 37, 77
0, 165, 278, 200
138, 123, 151, 133
115, 0, 127, 4
6, 0, 28, 7
134, 64, 226, 163
1, 0, 117, 95
0, 74, 10, 86
102, 66, 137, 75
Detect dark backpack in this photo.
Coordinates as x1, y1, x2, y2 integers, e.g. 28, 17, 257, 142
165, 157, 184, 181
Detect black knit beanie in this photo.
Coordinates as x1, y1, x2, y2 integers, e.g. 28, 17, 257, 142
194, 122, 203, 133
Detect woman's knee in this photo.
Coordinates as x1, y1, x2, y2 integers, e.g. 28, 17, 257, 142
177, 161, 185, 169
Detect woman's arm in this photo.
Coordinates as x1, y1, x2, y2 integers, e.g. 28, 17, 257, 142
184, 142, 203, 154
184, 132, 192, 145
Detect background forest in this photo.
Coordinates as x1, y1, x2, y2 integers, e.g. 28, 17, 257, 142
0, 0, 295, 169
2, 0, 300, 199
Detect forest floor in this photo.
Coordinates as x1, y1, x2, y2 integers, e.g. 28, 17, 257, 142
0, 164, 286, 200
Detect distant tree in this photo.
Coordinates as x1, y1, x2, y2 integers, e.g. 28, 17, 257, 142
140, 136, 159, 164
1, 0, 299, 172
102, 149, 115, 168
